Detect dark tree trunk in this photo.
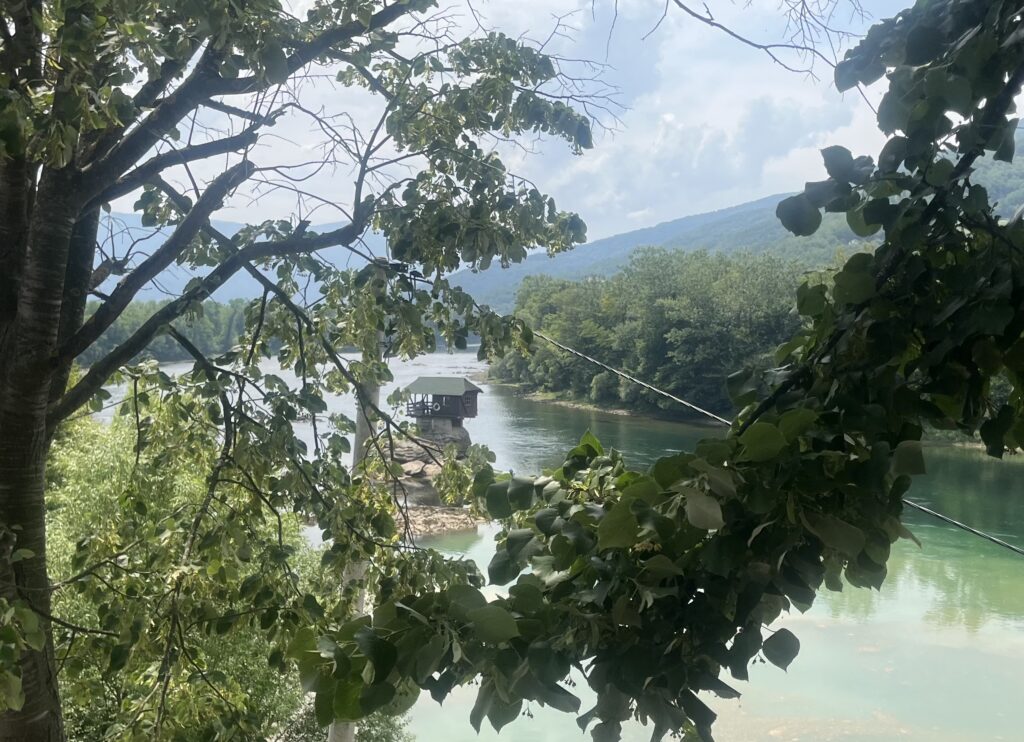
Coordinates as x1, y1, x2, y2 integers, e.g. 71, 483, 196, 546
0, 168, 81, 742
49, 209, 100, 405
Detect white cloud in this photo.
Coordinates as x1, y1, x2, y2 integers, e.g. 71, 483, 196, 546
117, 0, 894, 245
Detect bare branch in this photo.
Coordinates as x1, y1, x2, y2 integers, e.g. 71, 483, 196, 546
93, 126, 261, 206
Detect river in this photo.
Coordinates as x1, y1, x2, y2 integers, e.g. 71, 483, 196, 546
144, 351, 1024, 741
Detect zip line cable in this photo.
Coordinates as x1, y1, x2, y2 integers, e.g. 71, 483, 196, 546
532, 329, 1024, 559
899, 499, 1024, 557
533, 331, 732, 425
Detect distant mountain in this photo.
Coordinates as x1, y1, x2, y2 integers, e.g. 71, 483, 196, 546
96, 213, 385, 301
453, 137, 1024, 313
101, 134, 1024, 313
451, 195, 865, 313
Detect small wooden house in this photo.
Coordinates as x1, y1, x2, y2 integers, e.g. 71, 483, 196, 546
405, 376, 482, 430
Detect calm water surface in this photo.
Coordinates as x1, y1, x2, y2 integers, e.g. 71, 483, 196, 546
146, 352, 1024, 741
410, 354, 1024, 742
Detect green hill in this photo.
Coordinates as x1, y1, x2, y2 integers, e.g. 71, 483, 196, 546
452, 194, 866, 312
454, 139, 1024, 313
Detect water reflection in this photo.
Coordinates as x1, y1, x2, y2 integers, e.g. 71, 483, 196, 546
414, 357, 1024, 742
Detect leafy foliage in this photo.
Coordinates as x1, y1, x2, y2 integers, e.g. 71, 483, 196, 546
5, 0, 1024, 740
491, 250, 805, 416
234, 3, 1024, 742
0, 0, 596, 735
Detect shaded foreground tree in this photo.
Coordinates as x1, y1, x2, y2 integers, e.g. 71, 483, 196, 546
0, 0, 596, 738
4, 2, 1024, 742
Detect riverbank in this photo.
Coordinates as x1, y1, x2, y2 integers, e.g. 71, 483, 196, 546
486, 376, 726, 425
406, 505, 482, 538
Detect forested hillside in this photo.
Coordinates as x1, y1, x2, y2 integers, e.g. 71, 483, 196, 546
80, 300, 250, 365
491, 249, 806, 416
457, 135, 1024, 312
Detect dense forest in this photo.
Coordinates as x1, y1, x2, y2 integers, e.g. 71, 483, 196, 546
490, 249, 810, 416
80, 299, 250, 365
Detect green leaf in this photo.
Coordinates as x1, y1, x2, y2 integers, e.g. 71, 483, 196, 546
833, 266, 875, 306
470, 680, 494, 732
507, 476, 536, 510
539, 683, 581, 713
924, 158, 954, 186
762, 628, 800, 671
846, 206, 882, 237
485, 481, 512, 519
778, 408, 817, 442
821, 146, 855, 182
776, 194, 822, 236
642, 554, 684, 578
597, 498, 639, 549
333, 679, 361, 721
804, 513, 865, 557
260, 39, 290, 84
360, 683, 396, 714
684, 491, 724, 531
414, 636, 447, 683
315, 686, 335, 726
995, 119, 1019, 162
579, 430, 604, 455
892, 440, 926, 476
107, 643, 132, 674
738, 422, 787, 462
467, 604, 520, 643
354, 629, 397, 683
487, 549, 522, 585
381, 677, 421, 716
904, 24, 945, 65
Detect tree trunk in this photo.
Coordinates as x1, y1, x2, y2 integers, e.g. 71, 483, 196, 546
328, 329, 382, 742
0, 168, 80, 741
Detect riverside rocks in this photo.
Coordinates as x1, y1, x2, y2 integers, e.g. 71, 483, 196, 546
388, 426, 471, 506
405, 506, 481, 538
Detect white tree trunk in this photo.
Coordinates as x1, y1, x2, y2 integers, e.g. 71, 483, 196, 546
328, 330, 381, 742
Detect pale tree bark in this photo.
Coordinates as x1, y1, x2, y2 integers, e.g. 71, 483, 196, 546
328, 327, 382, 742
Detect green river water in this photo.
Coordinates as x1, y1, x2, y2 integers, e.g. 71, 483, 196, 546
393, 354, 1024, 742
156, 352, 1024, 740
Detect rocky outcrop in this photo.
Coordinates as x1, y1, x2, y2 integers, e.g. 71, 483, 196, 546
405, 506, 481, 538
387, 426, 472, 506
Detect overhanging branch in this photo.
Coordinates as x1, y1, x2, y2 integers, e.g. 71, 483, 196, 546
57, 161, 256, 364
92, 127, 261, 207
48, 214, 371, 428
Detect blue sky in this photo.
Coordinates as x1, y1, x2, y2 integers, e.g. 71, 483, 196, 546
112, 1, 896, 243
489, 0, 893, 239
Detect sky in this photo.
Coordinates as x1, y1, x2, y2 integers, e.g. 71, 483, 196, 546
480, 0, 892, 240
113, 0, 897, 244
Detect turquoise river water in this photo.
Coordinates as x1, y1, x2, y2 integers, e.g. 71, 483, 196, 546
150, 351, 1024, 741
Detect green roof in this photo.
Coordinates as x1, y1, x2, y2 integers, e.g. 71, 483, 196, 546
405, 376, 483, 396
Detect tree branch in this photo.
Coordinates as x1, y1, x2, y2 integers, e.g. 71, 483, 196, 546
92, 127, 261, 207
214, 2, 416, 95
83, 44, 225, 196
57, 161, 256, 365
48, 213, 372, 428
